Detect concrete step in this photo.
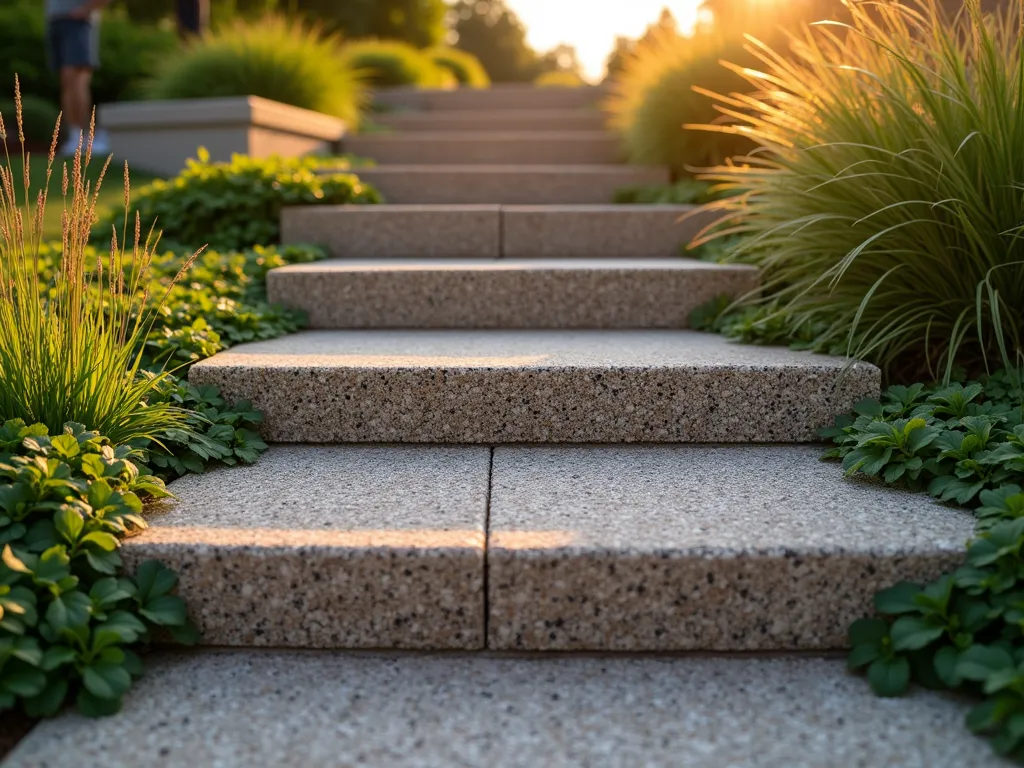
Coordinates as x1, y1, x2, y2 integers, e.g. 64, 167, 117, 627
280, 204, 720, 259
488, 445, 972, 651
124, 445, 490, 649
123, 443, 967, 652
188, 330, 880, 443
373, 83, 608, 112
353, 165, 670, 204
345, 131, 621, 165
371, 108, 607, 132
9, 651, 997, 767
266, 258, 758, 330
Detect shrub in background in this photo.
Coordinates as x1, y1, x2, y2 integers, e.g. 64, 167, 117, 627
695, 0, 1024, 381
95, 150, 382, 252
534, 70, 586, 88
427, 46, 490, 87
0, 96, 58, 146
147, 15, 366, 127
341, 39, 453, 88
604, 25, 757, 177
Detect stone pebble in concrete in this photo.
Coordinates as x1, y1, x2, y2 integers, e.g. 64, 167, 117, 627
267, 258, 759, 329
6, 651, 1002, 768
123, 445, 489, 649
188, 329, 881, 444
487, 445, 974, 651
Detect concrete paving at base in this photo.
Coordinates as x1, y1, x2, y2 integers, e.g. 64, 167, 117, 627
345, 131, 621, 165
122, 445, 489, 649
187, 330, 880, 444
266, 258, 758, 329
488, 445, 974, 651
6, 651, 1000, 768
353, 164, 670, 204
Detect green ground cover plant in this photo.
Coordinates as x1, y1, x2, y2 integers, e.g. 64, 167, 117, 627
692, 0, 1024, 382
341, 39, 453, 88
1, 87, 322, 720
827, 371, 1024, 760
427, 47, 490, 87
0, 421, 197, 717
96, 150, 381, 252
0, 90, 199, 718
147, 15, 366, 127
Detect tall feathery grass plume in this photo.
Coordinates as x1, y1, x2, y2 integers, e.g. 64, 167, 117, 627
0, 77, 198, 443
690, 0, 1024, 382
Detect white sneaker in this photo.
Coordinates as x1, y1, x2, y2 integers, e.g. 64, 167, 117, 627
58, 129, 83, 157
91, 128, 111, 156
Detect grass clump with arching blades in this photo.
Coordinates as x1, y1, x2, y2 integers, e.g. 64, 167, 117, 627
692, 0, 1024, 381
147, 16, 366, 128
604, 24, 758, 177
427, 46, 490, 87
0, 80, 195, 444
341, 39, 452, 89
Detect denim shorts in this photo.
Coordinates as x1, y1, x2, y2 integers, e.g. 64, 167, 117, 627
46, 17, 100, 71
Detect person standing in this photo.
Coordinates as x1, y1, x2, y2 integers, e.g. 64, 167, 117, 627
45, 0, 113, 156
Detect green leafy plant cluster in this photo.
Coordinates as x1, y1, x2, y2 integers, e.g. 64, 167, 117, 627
95, 151, 381, 252
141, 243, 324, 369
694, 0, 1024, 379
147, 15, 366, 127
827, 371, 1024, 759
0, 419, 196, 718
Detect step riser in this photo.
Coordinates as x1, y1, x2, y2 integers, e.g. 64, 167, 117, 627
281, 206, 502, 259
280, 205, 719, 259
488, 551, 960, 651
372, 113, 607, 132
189, 359, 878, 444
373, 86, 607, 112
345, 135, 621, 165
266, 263, 759, 330
355, 166, 671, 204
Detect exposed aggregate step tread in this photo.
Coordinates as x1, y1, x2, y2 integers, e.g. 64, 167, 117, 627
124, 445, 489, 649
188, 330, 880, 444
120, 444, 969, 652
6, 651, 1000, 767
266, 258, 758, 329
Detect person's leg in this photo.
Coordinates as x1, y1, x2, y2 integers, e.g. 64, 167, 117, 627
60, 66, 92, 135
52, 18, 103, 153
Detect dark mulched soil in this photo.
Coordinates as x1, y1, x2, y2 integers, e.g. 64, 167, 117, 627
0, 714, 37, 760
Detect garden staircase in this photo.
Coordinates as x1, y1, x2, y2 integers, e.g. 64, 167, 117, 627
5, 85, 995, 767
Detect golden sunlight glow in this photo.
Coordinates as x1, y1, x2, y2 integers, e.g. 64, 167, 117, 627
508, 0, 705, 82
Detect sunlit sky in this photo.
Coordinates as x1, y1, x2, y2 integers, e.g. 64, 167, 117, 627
507, 0, 704, 81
